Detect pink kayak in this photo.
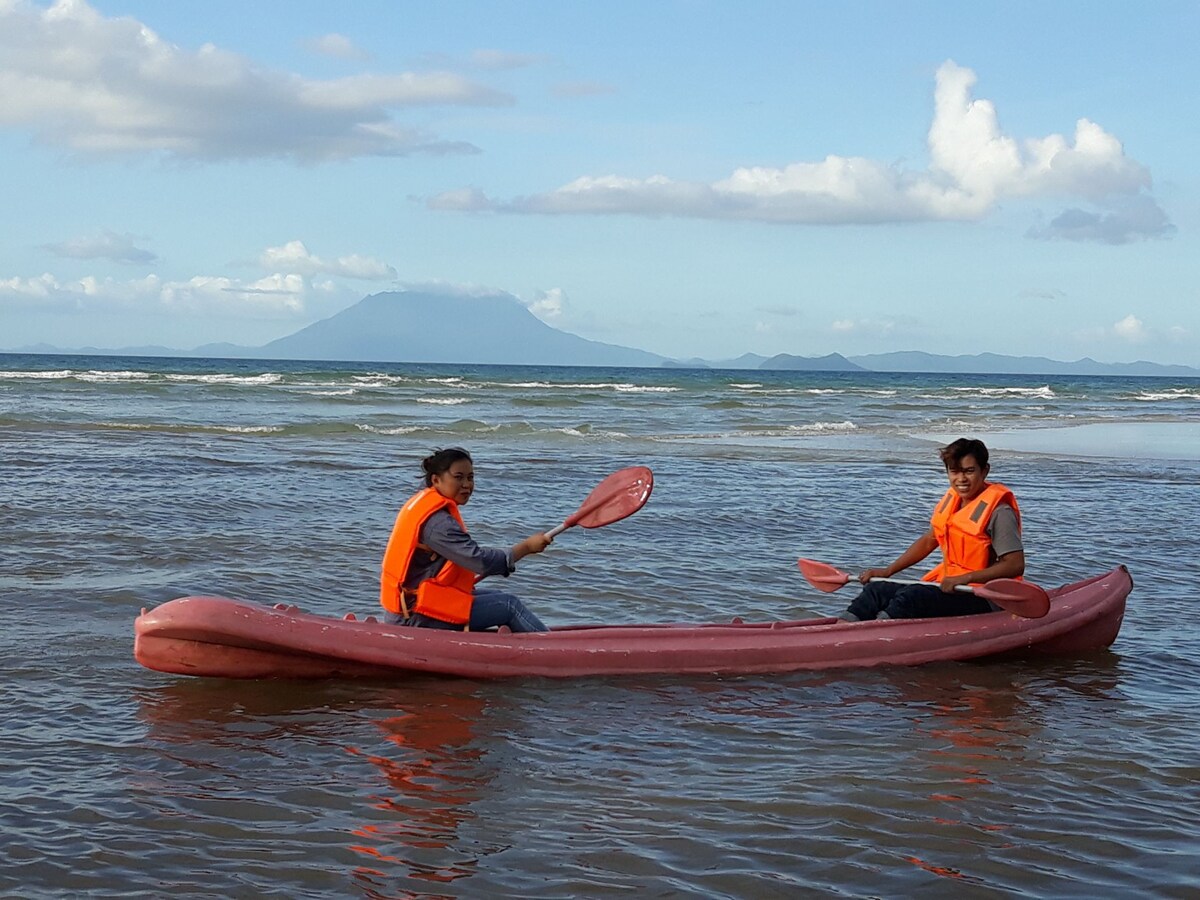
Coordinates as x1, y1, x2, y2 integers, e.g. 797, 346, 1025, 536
133, 566, 1131, 680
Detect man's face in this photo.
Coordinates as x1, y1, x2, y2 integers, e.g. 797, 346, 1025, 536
946, 454, 989, 502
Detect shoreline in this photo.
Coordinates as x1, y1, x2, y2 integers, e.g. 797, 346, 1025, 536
927, 422, 1200, 461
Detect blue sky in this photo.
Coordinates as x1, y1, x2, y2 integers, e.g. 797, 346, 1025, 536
2, 0, 1197, 365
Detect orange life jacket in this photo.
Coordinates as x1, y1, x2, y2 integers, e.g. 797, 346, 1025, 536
922, 482, 1021, 582
380, 488, 477, 625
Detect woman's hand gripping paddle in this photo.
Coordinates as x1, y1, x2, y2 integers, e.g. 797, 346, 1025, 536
546, 466, 654, 539
797, 558, 1051, 619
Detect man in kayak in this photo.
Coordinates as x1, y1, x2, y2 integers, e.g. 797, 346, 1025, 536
380, 447, 553, 632
840, 437, 1025, 621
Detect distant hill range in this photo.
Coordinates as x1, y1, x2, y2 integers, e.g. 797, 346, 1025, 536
6, 289, 1198, 377
217, 290, 663, 367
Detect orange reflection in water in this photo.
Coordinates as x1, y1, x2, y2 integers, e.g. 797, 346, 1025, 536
345, 686, 495, 895
903, 679, 1028, 882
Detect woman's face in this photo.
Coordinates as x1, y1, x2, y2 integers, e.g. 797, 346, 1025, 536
431, 459, 475, 505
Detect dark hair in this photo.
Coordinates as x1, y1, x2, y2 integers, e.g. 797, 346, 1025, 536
421, 447, 472, 486
939, 437, 989, 470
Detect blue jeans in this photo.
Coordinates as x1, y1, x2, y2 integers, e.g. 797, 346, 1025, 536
383, 588, 548, 633
846, 581, 993, 620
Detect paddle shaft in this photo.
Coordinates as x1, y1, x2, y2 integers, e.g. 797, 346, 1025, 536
868, 574, 977, 594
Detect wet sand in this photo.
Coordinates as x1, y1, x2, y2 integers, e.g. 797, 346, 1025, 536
929, 422, 1200, 461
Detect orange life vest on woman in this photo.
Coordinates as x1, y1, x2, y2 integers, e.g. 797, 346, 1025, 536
922, 482, 1021, 582
380, 488, 478, 625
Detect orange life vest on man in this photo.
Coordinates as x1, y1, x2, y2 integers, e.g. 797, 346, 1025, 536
922, 482, 1021, 582
380, 488, 478, 625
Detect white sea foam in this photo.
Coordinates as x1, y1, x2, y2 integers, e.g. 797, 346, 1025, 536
788, 420, 858, 433
164, 373, 283, 385
949, 385, 1056, 399
98, 421, 283, 433
356, 424, 424, 435
7, 369, 154, 382
1132, 388, 1200, 401
417, 397, 470, 405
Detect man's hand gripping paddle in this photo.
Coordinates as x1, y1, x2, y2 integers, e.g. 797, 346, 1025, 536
797, 557, 1050, 619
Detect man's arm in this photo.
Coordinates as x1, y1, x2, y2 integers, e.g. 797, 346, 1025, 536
859, 530, 939, 583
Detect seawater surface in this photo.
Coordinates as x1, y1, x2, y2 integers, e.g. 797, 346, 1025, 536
2, 354, 1199, 898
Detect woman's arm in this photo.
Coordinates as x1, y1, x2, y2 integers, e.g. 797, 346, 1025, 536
421, 511, 553, 577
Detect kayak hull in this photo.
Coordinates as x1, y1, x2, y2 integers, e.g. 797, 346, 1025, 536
133, 566, 1131, 680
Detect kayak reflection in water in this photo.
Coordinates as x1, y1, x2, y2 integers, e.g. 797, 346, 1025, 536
840, 438, 1026, 622
380, 447, 552, 632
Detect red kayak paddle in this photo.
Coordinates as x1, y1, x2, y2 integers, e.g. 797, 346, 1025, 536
547, 466, 654, 539
797, 557, 1051, 619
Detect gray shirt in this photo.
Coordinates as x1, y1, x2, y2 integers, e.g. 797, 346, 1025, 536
986, 504, 1023, 561
402, 508, 515, 591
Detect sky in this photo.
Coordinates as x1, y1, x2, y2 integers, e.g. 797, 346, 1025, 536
1, 0, 1198, 366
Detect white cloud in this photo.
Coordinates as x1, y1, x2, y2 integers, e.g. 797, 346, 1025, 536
523, 287, 568, 321
1112, 314, 1148, 342
427, 60, 1170, 239
0, 0, 511, 161
424, 187, 494, 211
44, 230, 157, 263
305, 33, 369, 61
0, 271, 307, 317
258, 241, 396, 280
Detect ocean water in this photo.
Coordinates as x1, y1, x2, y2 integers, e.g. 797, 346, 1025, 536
2, 353, 1199, 898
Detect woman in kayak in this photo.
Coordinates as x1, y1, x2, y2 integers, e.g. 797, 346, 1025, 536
840, 437, 1025, 621
380, 447, 553, 632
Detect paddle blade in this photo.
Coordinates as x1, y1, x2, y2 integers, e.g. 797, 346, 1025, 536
566, 466, 654, 530
973, 579, 1051, 619
798, 558, 852, 593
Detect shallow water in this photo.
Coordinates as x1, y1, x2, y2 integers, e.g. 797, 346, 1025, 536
2, 354, 1199, 897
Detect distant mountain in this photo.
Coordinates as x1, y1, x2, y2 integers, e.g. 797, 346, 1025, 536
6, 342, 186, 357
847, 350, 1200, 377
759, 352, 865, 372
257, 290, 665, 367
6, 292, 1199, 377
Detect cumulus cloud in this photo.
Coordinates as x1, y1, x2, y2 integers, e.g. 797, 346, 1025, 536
1112, 314, 1148, 342
0, 0, 511, 161
44, 230, 157, 264
1077, 314, 1191, 349
305, 33, 370, 61
522, 287, 568, 321
258, 241, 396, 280
426, 60, 1170, 240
